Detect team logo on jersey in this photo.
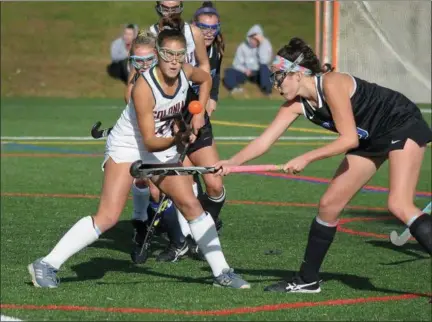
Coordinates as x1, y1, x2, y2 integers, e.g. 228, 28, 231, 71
356, 127, 369, 139
321, 121, 333, 129
185, 52, 195, 64
153, 100, 185, 119
320, 121, 369, 139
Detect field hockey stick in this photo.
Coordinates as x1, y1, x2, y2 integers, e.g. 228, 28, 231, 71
134, 142, 194, 264
134, 101, 202, 264
389, 201, 432, 246
130, 163, 284, 179
91, 121, 113, 139
90, 112, 185, 140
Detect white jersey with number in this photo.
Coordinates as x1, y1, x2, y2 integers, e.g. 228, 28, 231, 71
103, 66, 189, 167
150, 22, 196, 67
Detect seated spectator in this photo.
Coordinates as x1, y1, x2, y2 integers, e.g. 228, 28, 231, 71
223, 24, 272, 96
107, 24, 138, 84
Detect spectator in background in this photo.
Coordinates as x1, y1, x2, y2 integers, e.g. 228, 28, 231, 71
223, 24, 273, 96
107, 24, 139, 84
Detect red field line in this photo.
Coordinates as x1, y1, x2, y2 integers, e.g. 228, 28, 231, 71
1, 192, 396, 238
2, 192, 401, 240
258, 171, 432, 197
0, 294, 426, 316
338, 217, 395, 239
0, 192, 389, 212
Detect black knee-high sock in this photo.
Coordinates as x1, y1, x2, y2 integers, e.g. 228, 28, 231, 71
160, 202, 185, 247
193, 174, 204, 198
409, 214, 432, 255
299, 217, 337, 283
199, 187, 226, 230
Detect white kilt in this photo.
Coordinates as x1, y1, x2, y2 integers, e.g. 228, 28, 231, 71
101, 129, 179, 171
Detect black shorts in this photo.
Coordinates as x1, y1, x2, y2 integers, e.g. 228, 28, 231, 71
187, 119, 214, 155
347, 117, 432, 158
183, 87, 214, 155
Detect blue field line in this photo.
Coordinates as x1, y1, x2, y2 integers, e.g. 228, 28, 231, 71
2, 142, 95, 155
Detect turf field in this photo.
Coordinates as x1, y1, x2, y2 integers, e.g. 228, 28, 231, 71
1, 97, 431, 321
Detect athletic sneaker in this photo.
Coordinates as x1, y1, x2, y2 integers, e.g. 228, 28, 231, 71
213, 268, 250, 289
215, 218, 223, 234
186, 236, 205, 261
264, 275, 321, 293
28, 258, 59, 288
156, 240, 189, 262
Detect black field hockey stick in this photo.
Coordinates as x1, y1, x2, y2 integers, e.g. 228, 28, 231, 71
90, 113, 184, 140
91, 121, 113, 139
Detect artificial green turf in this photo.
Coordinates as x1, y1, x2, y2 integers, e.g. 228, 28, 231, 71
1, 98, 431, 321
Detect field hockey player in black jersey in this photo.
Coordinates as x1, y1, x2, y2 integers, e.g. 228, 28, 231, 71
215, 37, 432, 293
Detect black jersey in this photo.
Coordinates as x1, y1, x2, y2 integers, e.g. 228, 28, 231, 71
208, 42, 222, 79
301, 74, 423, 140
191, 42, 222, 101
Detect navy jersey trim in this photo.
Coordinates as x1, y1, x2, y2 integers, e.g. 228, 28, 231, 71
140, 72, 157, 104
149, 66, 182, 99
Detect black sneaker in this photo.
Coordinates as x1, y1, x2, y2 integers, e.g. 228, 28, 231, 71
186, 235, 206, 261
264, 275, 321, 293
215, 218, 223, 235
156, 241, 189, 262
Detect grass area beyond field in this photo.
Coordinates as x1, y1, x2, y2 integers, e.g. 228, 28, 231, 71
1, 97, 431, 321
0, 1, 314, 99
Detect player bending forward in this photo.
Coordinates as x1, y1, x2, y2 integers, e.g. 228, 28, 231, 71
27, 19, 250, 290
130, 1, 226, 263
216, 37, 432, 293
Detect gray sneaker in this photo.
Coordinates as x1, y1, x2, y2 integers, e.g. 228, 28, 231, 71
28, 258, 59, 288
213, 268, 250, 289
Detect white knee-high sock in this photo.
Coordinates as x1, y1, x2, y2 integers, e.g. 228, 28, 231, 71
188, 212, 229, 277
131, 182, 150, 222
43, 216, 101, 269
176, 183, 199, 237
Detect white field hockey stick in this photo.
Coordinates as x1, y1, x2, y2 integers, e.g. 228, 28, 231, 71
390, 202, 432, 246
129, 163, 284, 179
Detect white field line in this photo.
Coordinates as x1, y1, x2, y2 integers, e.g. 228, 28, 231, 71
1, 136, 336, 141
0, 315, 23, 321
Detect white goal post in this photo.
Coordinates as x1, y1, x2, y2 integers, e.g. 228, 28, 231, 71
316, 1, 431, 103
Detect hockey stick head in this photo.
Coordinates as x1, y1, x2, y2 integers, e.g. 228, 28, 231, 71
91, 121, 103, 139
390, 229, 411, 246
130, 160, 144, 178
130, 163, 216, 179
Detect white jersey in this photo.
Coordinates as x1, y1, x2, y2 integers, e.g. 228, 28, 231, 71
104, 66, 189, 165
150, 22, 197, 67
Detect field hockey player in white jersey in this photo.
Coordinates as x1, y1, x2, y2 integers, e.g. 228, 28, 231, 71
27, 16, 250, 290
129, 1, 227, 264
124, 29, 157, 104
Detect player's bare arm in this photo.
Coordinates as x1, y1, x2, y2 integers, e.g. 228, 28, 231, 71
216, 100, 302, 173
124, 68, 137, 103
183, 63, 212, 117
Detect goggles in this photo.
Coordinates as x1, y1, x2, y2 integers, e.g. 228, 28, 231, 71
156, 44, 186, 63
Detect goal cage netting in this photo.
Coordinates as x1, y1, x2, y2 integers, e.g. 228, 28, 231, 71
316, 1, 431, 103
